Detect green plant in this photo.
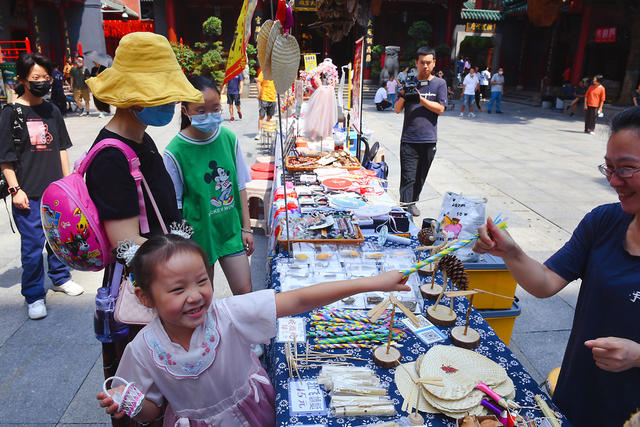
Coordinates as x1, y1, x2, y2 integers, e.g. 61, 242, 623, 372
171, 42, 198, 75
434, 43, 451, 60
369, 44, 385, 74
405, 20, 432, 56
193, 16, 225, 85
246, 43, 257, 78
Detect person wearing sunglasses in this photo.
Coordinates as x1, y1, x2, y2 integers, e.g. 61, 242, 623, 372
473, 106, 640, 426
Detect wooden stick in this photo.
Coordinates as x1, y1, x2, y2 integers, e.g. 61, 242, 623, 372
474, 288, 517, 300
389, 294, 420, 326
386, 308, 396, 354
367, 297, 391, 322
464, 294, 474, 335
434, 270, 447, 307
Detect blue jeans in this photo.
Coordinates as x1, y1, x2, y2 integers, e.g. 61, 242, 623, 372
488, 91, 502, 112
463, 94, 475, 106
388, 93, 396, 106
13, 198, 70, 303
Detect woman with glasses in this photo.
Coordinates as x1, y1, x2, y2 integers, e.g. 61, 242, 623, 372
0, 53, 84, 320
472, 106, 640, 426
164, 75, 254, 296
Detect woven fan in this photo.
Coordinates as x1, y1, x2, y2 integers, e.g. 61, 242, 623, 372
264, 20, 282, 80
256, 20, 273, 71
271, 34, 300, 95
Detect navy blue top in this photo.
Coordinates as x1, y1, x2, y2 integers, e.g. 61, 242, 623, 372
227, 74, 244, 95
545, 203, 640, 426
400, 77, 447, 144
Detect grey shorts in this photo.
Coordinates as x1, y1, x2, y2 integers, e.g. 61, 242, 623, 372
227, 93, 241, 106
259, 99, 276, 117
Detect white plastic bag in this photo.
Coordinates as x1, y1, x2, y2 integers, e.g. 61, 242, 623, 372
436, 191, 486, 262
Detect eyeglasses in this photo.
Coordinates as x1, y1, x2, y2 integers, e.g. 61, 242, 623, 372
598, 163, 640, 179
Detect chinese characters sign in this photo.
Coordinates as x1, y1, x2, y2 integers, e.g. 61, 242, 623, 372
595, 27, 617, 43
364, 19, 373, 66
465, 22, 496, 33
352, 37, 364, 133
294, 0, 317, 11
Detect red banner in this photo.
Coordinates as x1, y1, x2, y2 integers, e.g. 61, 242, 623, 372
594, 27, 616, 43
352, 37, 364, 133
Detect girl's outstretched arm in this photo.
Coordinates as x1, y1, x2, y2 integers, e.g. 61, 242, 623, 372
275, 270, 409, 318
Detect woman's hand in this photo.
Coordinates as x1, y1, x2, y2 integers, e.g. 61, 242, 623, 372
585, 337, 640, 372
242, 230, 254, 256
371, 270, 410, 293
12, 189, 29, 210
97, 385, 126, 418
472, 217, 517, 259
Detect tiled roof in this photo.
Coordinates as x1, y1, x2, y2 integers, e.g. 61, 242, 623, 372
460, 9, 504, 21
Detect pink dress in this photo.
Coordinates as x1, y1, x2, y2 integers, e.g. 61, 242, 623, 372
115, 289, 277, 427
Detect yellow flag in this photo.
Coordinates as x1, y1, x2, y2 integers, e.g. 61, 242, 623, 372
223, 0, 258, 85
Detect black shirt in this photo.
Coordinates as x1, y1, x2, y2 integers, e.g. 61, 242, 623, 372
0, 102, 72, 198
69, 66, 90, 90
86, 128, 181, 237
400, 77, 448, 144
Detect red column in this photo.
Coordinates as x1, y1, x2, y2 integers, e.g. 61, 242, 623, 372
570, 4, 591, 85
166, 0, 178, 43
445, 0, 456, 48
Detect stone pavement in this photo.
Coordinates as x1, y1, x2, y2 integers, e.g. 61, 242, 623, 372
0, 97, 617, 425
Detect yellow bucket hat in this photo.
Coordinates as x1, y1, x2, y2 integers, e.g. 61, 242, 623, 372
86, 32, 203, 108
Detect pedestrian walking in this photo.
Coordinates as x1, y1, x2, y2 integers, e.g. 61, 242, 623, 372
394, 46, 447, 217
69, 56, 91, 116
375, 81, 391, 111
397, 66, 409, 84
460, 67, 479, 117
568, 79, 586, 117
90, 61, 111, 118
481, 66, 491, 100
487, 67, 505, 114
456, 56, 465, 83
386, 74, 398, 106
254, 70, 276, 140
474, 66, 482, 111
0, 53, 84, 320
50, 63, 67, 115
63, 58, 73, 84
221, 72, 244, 121
584, 74, 606, 134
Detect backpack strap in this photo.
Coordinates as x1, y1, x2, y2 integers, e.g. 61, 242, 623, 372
76, 138, 152, 234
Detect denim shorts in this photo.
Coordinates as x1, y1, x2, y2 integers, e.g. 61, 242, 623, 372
227, 93, 241, 106
463, 94, 475, 106
221, 249, 247, 259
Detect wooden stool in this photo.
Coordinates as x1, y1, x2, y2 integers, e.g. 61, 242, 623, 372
245, 179, 273, 234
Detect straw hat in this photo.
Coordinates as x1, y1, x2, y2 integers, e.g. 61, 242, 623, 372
418, 346, 509, 401
86, 32, 203, 108
271, 34, 300, 94
256, 20, 274, 71
263, 20, 282, 80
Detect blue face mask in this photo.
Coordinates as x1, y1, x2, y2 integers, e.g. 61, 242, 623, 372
133, 103, 176, 127
189, 112, 223, 134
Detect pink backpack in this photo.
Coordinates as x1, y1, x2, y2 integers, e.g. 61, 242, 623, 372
41, 138, 152, 271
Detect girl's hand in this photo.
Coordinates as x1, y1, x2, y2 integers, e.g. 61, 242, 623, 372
371, 270, 410, 293
242, 230, 254, 256
472, 217, 517, 259
585, 337, 640, 372
97, 385, 126, 418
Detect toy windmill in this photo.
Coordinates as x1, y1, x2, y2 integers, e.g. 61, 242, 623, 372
367, 294, 420, 368
444, 289, 516, 349
426, 254, 469, 327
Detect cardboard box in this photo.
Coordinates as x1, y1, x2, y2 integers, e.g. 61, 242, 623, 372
479, 302, 521, 346
463, 254, 517, 310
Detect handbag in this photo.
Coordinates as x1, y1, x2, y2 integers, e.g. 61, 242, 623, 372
112, 170, 169, 325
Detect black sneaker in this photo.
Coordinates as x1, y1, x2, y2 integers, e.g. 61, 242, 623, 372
407, 204, 420, 217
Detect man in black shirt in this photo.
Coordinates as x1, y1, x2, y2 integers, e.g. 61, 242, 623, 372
395, 46, 447, 217
0, 53, 84, 320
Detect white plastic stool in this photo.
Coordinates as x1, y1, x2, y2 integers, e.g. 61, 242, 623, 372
245, 179, 272, 234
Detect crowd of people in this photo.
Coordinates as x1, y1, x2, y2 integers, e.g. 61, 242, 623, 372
1, 32, 639, 426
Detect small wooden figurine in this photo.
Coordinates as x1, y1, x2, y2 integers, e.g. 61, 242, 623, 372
426, 254, 468, 327
367, 294, 420, 368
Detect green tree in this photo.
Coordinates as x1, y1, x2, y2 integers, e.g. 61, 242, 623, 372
194, 16, 225, 85
405, 21, 433, 57
246, 43, 257, 79
171, 42, 198, 75
370, 44, 385, 80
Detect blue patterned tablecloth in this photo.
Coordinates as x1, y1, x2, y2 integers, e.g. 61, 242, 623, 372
265, 240, 568, 426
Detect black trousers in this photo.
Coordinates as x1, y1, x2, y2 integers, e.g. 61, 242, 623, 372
376, 100, 391, 111
475, 90, 481, 109
585, 106, 597, 132
400, 142, 437, 203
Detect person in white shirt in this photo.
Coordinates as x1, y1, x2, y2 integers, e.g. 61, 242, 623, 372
461, 67, 480, 117
374, 82, 391, 111
481, 66, 491, 100
386, 75, 398, 106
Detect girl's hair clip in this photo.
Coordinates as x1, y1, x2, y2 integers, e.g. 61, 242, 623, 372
169, 220, 194, 239
114, 239, 140, 267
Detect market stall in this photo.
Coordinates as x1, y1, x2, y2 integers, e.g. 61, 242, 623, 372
252, 22, 565, 426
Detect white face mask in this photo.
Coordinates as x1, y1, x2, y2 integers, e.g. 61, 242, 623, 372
499, 71, 503, 76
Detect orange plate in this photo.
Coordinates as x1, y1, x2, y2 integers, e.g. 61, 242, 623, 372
322, 177, 354, 191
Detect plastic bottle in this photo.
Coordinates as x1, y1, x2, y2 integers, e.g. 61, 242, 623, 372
94, 287, 129, 343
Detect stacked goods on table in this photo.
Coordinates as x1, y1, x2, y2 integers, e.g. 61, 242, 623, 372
286, 151, 361, 172
277, 211, 365, 244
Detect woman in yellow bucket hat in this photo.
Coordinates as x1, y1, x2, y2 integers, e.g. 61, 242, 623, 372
84, 32, 203, 427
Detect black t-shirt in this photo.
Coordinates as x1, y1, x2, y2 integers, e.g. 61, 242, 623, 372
0, 102, 72, 198
401, 77, 448, 144
70, 66, 90, 90
86, 128, 181, 237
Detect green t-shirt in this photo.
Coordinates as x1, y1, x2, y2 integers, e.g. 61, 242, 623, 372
165, 127, 244, 264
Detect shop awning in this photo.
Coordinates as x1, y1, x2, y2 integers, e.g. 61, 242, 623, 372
101, 0, 139, 19
460, 9, 503, 21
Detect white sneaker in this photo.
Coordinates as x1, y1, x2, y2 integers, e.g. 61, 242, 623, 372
28, 299, 47, 319
250, 344, 264, 358
253, 133, 262, 140
98, 112, 105, 118
53, 279, 85, 296
469, 112, 476, 118
459, 112, 465, 117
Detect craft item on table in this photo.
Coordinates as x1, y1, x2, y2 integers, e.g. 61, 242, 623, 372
317, 365, 396, 418
302, 84, 338, 140
328, 193, 367, 209
410, 345, 515, 419
367, 294, 420, 368
322, 177, 353, 191
287, 152, 360, 172
256, 20, 274, 77
419, 238, 451, 299
395, 359, 445, 424
263, 19, 282, 80
378, 225, 412, 246
458, 415, 505, 427
401, 219, 508, 278
277, 317, 307, 343
416, 219, 440, 275
338, 247, 361, 260
534, 395, 562, 427
284, 341, 367, 380
271, 33, 300, 94
279, 211, 363, 243
298, 195, 315, 205
288, 378, 327, 417
352, 203, 393, 219
103, 376, 145, 418
426, 254, 468, 327
400, 315, 447, 345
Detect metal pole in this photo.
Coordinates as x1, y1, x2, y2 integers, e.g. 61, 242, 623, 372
356, 38, 366, 161
277, 93, 291, 257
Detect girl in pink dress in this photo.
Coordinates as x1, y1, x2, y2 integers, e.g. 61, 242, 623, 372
97, 234, 409, 426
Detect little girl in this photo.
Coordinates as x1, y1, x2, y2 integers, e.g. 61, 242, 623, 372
163, 76, 254, 295
97, 235, 409, 425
